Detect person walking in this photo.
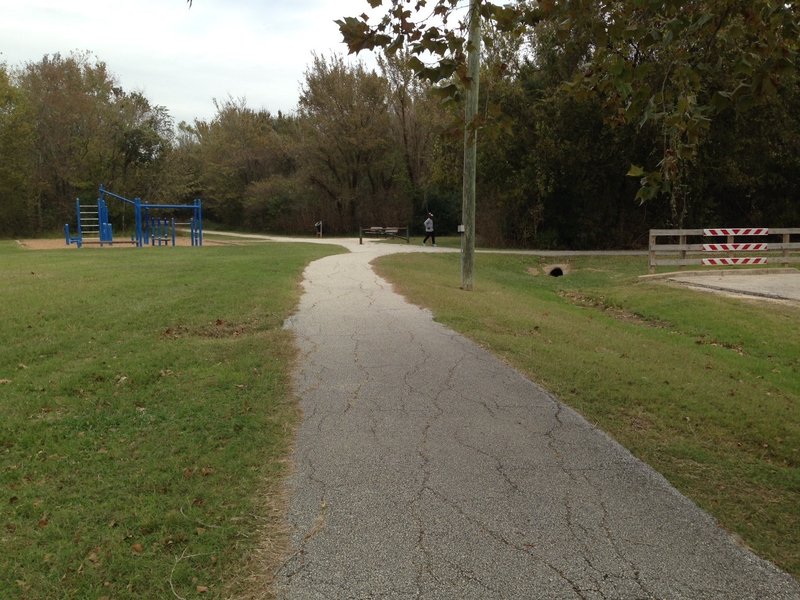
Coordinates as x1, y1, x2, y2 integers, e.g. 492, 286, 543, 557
422, 213, 436, 246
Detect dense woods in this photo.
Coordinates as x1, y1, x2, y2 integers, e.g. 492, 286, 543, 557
1, 1, 798, 248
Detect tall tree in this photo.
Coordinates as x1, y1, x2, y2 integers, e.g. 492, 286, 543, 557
112, 91, 174, 199
0, 65, 35, 235
16, 52, 123, 230
380, 53, 429, 202
378, 52, 448, 222
188, 97, 291, 227
297, 54, 402, 233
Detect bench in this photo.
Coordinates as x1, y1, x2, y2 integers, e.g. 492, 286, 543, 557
359, 226, 410, 244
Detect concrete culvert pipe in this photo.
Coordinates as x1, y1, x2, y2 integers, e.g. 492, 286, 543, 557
544, 263, 569, 277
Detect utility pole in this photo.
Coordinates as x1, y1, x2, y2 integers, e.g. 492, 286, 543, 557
461, 0, 481, 291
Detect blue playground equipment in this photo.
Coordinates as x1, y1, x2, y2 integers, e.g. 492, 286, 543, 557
64, 197, 113, 247
65, 185, 202, 248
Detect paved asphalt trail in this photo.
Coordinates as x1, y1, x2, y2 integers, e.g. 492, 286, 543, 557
266, 237, 800, 599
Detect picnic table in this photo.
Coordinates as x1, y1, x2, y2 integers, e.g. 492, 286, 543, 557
359, 226, 409, 244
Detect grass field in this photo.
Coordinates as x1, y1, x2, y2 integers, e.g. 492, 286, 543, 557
0, 241, 343, 599
374, 252, 800, 579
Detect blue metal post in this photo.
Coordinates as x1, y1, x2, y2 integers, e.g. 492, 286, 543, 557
134, 198, 143, 247
195, 199, 203, 246
98, 197, 104, 247
75, 198, 83, 247
98, 198, 112, 245
144, 206, 151, 246
97, 187, 108, 245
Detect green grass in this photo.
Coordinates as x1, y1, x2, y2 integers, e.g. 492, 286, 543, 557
374, 252, 800, 579
0, 241, 343, 599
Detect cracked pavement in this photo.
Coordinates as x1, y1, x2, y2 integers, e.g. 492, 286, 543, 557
272, 238, 800, 600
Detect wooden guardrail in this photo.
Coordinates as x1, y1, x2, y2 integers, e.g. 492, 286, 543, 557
648, 228, 800, 273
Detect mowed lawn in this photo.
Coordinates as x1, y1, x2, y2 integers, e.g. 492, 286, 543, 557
374, 251, 800, 580
0, 240, 343, 599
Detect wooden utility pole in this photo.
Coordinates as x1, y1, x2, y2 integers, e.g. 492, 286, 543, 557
460, 0, 481, 291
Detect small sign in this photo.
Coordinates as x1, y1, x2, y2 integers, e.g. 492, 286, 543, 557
458, 224, 465, 233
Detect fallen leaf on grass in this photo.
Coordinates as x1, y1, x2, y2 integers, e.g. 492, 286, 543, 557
131, 543, 144, 554
0, 379, 11, 385
197, 586, 209, 593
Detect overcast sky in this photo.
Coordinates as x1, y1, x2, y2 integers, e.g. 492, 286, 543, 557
0, 0, 382, 125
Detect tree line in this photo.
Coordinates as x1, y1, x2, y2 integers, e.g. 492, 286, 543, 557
1, 2, 798, 248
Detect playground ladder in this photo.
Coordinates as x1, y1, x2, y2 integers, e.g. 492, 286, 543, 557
79, 205, 100, 241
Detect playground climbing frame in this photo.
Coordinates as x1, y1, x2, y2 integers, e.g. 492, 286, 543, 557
65, 185, 202, 248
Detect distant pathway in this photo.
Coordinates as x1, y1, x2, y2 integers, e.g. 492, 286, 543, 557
253, 236, 800, 600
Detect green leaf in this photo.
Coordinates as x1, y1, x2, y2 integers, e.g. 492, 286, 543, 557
626, 164, 645, 177
407, 56, 425, 74
336, 17, 375, 54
